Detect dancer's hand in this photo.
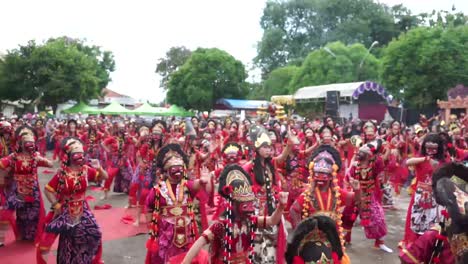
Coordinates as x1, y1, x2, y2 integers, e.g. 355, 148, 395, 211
350, 178, 360, 191
90, 159, 101, 169
278, 192, 289, 207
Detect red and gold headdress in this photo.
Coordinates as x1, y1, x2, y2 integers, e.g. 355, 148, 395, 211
156, 143, 188, 173
307, 145, 342, 181
222, 142, 242, 157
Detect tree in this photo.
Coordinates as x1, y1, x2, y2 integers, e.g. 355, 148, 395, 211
155, 46, 192, 90
289, 42, 380, 92
263, 65, 299, 98
0, 37, 115, 112
255, 0, 406, 76
381, 25, 468, 109
167, 48, 248, 111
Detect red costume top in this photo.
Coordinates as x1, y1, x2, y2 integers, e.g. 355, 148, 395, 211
203, 220, 258, 264
45, 165, 99, 216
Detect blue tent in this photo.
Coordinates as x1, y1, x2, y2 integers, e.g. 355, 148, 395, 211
215, 99, 268, 110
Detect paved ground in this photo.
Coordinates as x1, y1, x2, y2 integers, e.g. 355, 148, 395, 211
34, 154, 409, 264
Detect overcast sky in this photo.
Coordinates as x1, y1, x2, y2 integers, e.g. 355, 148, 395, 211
1, 0, 467, 103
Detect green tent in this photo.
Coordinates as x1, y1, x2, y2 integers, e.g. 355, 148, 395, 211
97, 101, 133, 115
62, 102, 98, 114
162, 105, 193, 117
132, 102, 165, 116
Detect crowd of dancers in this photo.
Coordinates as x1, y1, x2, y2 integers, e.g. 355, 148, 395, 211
0, 112, 467, 264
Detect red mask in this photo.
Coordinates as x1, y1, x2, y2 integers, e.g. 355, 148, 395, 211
235, 201, 255, 219
168, 165, 184, 182
23, 141, 35, 152
425, 143, 438, 157
224, 153, 240, 164
313, 173, 331, 186
71, 152, 85, 165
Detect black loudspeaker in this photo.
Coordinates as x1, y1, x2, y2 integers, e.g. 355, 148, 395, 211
326, 91, 340, 117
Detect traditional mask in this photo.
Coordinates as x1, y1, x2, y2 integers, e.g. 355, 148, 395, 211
168, 165, 184, 182
71, 152, 85, 165
23, 141, 35, 152
235, 200, 255, 219
425, 142, 439, 156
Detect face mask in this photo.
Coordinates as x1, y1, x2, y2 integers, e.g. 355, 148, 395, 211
225, 153, 240, 164
23, 141, 35, 152
425, 143, 438, 156
236, 201, 255, 218
71, 152, 85, 165
168, 165, 184, 182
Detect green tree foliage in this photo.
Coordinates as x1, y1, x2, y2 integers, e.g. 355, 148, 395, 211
155, 46, 192, 90
381, 25, 468, 109
246, 82, 265, 100
167, 48, 248, 111
289, 42, 380, 92
263, 65, 299, 98
0, 37, 115, 111
255, 0, 413, 75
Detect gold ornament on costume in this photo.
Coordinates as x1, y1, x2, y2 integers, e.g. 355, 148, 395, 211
223, 144, 240, 155
226, 169, 255, 202
298, 225, 331, 253
254, 132, 272, 149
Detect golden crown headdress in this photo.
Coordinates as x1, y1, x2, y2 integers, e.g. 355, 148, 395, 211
226, 169, 255, 202
254, 132, 272, 149
223, 144, 240, 155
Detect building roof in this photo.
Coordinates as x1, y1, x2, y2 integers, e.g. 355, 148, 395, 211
215, 99, 269, 110
294, 81, 393, 103
102, 88, 131, 98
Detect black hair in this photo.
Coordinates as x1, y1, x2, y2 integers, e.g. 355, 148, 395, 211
253, 153, 276, 215
318, 125, 334, 136
152, 119, 167, 131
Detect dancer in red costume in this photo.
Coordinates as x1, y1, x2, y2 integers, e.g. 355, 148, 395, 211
400, 162, 468, 264
348, 142, 393, 252
52, 122, 66, 160
35, 119, 47, 157
0, 121, 14, 247
243, 125, 292, 264
383, 120, 409, 197
101, 122, 136, 199
130, 120, 166, 226
80, 118, 105, 163
181, 164, 288, 264
401, 133, 447, 248
144, 143, 212, 264
37, 137, 107, 264
0, 125, 53, 245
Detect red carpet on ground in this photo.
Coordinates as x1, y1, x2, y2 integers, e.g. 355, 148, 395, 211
0, 207, 147, 263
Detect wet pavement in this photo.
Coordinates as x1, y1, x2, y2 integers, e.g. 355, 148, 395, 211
35, 155, 409, 264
